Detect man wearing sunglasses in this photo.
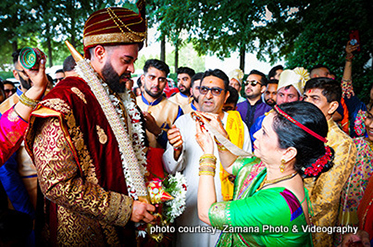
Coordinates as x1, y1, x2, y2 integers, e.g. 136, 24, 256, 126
163, 69, 251, 247
54, 69, 65, 85
237, 69, 272, 130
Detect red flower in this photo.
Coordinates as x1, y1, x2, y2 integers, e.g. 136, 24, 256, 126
304, 146, 332, 177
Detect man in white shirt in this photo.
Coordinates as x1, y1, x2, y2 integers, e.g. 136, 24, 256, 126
163, 69, 251, 247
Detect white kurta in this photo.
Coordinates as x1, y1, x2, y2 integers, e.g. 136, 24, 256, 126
162, 112, 252, 247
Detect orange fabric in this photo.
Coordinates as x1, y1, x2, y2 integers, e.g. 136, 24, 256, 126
358, 174, 373, 238
339, 98, 350, 134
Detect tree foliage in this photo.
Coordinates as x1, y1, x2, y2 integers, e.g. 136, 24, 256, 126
0, 0, 372, 102
0, 0, 119, 71
268, 0, 373, 102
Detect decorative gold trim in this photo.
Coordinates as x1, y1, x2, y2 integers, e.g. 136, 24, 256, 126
71, 87, 87, 104
8, 108, 20, 122
41, 98, 71, 115
96, 125, 108, 144
84, 32, 145, 47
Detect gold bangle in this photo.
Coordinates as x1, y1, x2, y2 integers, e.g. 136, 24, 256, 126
19, 93, 40, 108
199, 154, 217, 163
217, 144, 228, 151
214, 137, 228, 151
199, 170, 215, 176
199, 165, 216, 171
199, 162, 216, 169
199, 158, 217, 164
199, 167, 216, 173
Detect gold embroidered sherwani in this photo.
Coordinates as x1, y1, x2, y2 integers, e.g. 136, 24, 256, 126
25, 77, 136, 246
304, 119, 356, 247
136, 95, 182, 148
168, 92, 189, 106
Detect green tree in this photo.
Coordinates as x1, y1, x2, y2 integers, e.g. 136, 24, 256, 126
268, 0, 373, 102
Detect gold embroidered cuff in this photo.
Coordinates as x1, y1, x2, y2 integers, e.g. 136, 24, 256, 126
112, 193, 134, 227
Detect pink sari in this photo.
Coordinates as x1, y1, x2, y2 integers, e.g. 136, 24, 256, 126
0, 107, 28, 165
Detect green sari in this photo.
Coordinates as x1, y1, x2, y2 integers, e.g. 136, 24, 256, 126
209, 157, 313, 247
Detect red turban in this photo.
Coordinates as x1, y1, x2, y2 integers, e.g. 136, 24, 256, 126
83, 7, 146, 57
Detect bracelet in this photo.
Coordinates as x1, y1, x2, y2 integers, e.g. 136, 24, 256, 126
199, 158, 216, 164
174, 146, 181, 151
199, 154, 217, 163
199, 165, 216, 172
214, 137, 228, 151
156, 129, 164, 139
199, 162, 216, 169
199, 170, 215, 176
345, 54, 354, 61
200, 164, 216, 170
19, 93, 40, 108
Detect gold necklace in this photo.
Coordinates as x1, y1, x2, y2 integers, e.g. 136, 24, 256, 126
255, 172, 298, 192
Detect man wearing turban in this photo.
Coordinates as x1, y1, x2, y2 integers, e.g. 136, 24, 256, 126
25, 5, 155, 246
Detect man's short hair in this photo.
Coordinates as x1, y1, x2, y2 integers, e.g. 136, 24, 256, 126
268, 65, 284, 79
226, 86, 239, 106
304, 77, 342, 103
191, 72, 204, 88
136, 77, 142, 88
63, 55, 77, 72
176, 67, 195, 78
201, 69, 229, 91
268, 79, 279, 85
248, 69, 268, 86
55, 69, 64, 74
12, 49, 21, 65
3, 80, 14, 87
143, 59, 170, 75
309, 64, 331, 77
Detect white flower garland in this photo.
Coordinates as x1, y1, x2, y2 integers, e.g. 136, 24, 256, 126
101, 83, 148, 182
164, 172, 187, 223
75, 60, 147, 199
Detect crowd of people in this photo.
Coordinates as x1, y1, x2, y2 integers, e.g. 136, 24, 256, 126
0, 4, 372, 247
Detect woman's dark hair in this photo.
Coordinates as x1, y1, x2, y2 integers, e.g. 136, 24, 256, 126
272, 101, 334, 178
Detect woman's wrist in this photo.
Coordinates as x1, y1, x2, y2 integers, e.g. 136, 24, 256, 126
24, 85, 46, 101
199, 154, 217, 176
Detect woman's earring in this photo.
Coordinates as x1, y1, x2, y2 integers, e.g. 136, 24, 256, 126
280, 159, 286, 173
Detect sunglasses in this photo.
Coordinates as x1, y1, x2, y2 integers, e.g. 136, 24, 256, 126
199, 86, 224, 96
15, 69, 29, 78
243, 80, 262, 87
53, 78, 64, 83
4, 89, 16, 94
